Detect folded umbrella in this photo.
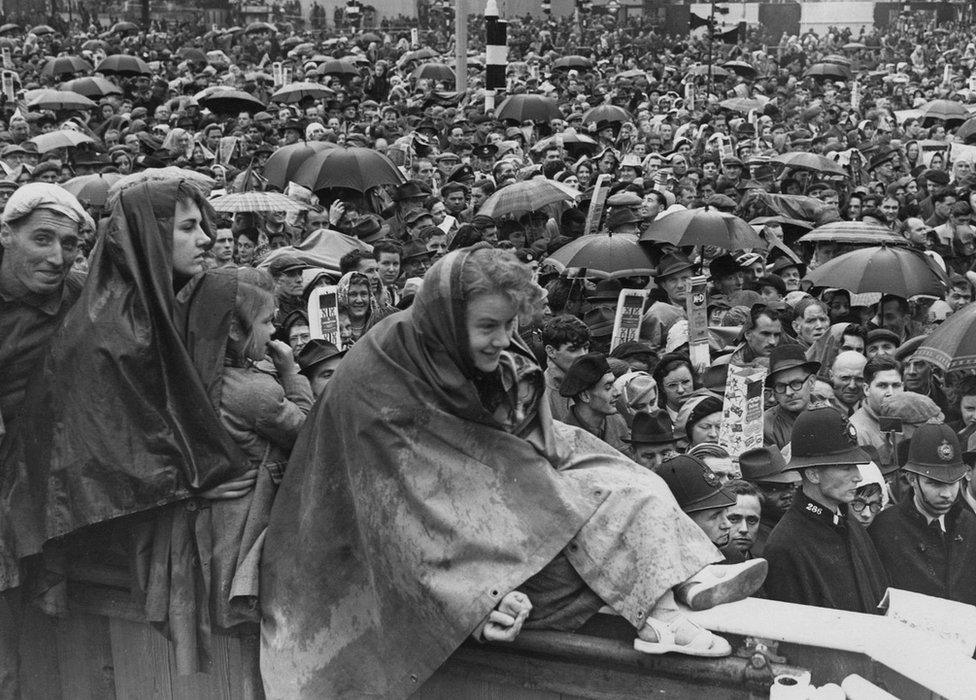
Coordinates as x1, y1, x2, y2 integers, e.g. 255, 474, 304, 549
494, 94, 561, 122
915, 303, 976, 371
805, 244, 947, 298
477, 179, 579, 218
545, 233, 656, 279
641, 208, 765, 249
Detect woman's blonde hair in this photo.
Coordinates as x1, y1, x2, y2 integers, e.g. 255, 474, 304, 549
230, 267, 275, 361
460, 247, 544, 319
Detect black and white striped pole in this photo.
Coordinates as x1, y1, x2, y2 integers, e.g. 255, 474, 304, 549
485, 0, 508, 111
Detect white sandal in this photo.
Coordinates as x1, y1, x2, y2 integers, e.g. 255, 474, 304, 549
633, 616, 732, 658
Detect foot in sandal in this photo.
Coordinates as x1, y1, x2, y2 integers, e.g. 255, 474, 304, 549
673, 559, 767, 611
633, 615, 731, 657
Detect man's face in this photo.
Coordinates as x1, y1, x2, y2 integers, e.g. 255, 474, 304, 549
954, 161, 972, 181
689, 506, 731, 547
703, 455, 737, 484
808, 464, 863, 507
660, 271, 691, 304
10, 121, 28, 142
911, 474, 961, 517
903, 358, 931, 392
794, 304, 829, 344
355, 258, 380, 294
402, 256, 430, 279
212, 229, 234, 263
961, 395, 976, 426
727, 494, 762, 554
471, 188, 488, 209
757, 481, 796, 519
236, 235, 255, 264
905, 218, 929, 247
495, 163, 516, 186
866, 339, 896, 358
547, 341, 589, 374
745, 314, 781, 357
864, 369, 903, 412
631, 442, 676, 472
581, 371, 620, 417
831, 356, 866, 408
640, 195, 661, 220
702, 161, 718, 179
309, 356, 342, 397
771, 367, 812, 413
445, 190, 466, 213
276, 270, 304, 297
718, 272, 743, 296
0, 210, 79, 295
828, 294, 850, 321
948, 284, 972, 311
425, 234, 447, 259
847, 197, 862, 219
880, 300, 907, 337
841, 334, 865, 355
936, 196, 956, 218
779, 265, 801, 291
376, 252, 401, 286
287, 323, 311, 355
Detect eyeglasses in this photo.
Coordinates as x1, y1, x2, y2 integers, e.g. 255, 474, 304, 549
850, 500, 882, 514
772, 375, 812, 394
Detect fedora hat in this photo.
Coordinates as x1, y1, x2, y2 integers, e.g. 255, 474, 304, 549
588, 278, 623, 304
624, 411, 677, 445
764, 345, 821, 386
652, 252, 696, 281
739, 446, 800, 485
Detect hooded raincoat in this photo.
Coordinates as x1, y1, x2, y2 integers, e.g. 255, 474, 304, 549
259, 248, 719, 699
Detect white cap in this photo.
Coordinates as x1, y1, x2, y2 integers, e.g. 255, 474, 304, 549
2, 182, 94, 231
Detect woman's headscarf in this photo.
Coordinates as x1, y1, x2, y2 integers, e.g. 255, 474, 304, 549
336, 270, 384, 317
2, 170, 243, 556
613, 371, 658, 428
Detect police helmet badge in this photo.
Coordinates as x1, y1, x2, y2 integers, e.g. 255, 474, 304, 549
938, 439, 954, 462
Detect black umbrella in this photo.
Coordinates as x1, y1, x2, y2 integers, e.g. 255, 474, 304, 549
177, 47, 208, 66
245, 22, 277, 34
0, 23, 20, 36
806, 244, 947, 298
294, 147, 405, 192
552, 55, 593, 71
263, 142, 338, 190
495, 94, 561, 122
61, 77, 122, 98
41, 56, 93, 78
198, 89, 266, 115
319, 59, 360, 77
96, 54, 151, 76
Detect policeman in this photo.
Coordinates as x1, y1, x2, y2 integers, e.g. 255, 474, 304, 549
868, 423, 976, 605
659, 454, 738, 555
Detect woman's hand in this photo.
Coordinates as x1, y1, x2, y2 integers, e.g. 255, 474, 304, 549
481, 591, 533, 643
267, 340, 298, 376
329, 200, 345, 226
200, 469, 258, 500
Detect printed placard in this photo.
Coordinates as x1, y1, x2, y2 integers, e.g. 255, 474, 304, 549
610, 289, 650, 351
272, 61, 283, 87
583, 173, 612, 236
1, 71, 14, 102
308, 285, 341, 348
685, 275, 709, 372
718, 364, 767, 457
2, 48, 11, 70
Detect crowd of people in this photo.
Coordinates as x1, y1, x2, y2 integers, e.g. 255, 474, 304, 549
2, 7, 976, 699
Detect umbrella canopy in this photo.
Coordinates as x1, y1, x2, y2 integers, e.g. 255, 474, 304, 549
797, 220, 908, 246
29, 25, 55, 35
270, 82, 336, 103
581, 104, 633, 124
0, 24, 20, 36
245, 22, 277, 34
915, 303, 976, 371
293, 147, 405, 192
60, 77, 122, 98
396, 47, 439, 67
263, 141, 338, 190
96, 54, 151, 76
108, 21, 139, 35
199, 89, 265, 114
318, 59, 360, 77
843, 42, 867, 50
771, 151, 847, 176
211, 192, 309, 214
59, 173, 123, 206
719, 97, 765, 114
177, 47, 207, 65
552, 55, 593, 71
822, 54, 852, 67
804, 63, 849, 80
640, 208, 765, 249
918, 99, 969, 124
41, 56, 93, 78
80, 39, 106, 51
358, 32, 382, 44
25, 89, 96, 111
29, 130, 95, 153
545, 233, 656, 279
805, 245, 947, 298
956, 116, 976, 144
477, 179, 579, 218
495, 94, 561, 122
531, 129, 599, 156
258, 229, 369, 276
340, 54, 372, 66
722, 61, 757, 78
411, 62, 456, 85
685, 64, 730, 79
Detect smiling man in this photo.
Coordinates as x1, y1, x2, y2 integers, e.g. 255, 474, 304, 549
764, 408, 889, 613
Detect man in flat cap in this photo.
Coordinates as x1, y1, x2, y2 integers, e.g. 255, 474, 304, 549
269, 254, 308, 329
869, 424, 976, 605
559, 352, 628, 452
297, 339, 347, 399
764, 408, 889, 613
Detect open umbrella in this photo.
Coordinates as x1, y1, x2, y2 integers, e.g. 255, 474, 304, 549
29, 130, 95, 153
804, 63, 849, 80
177, 47, 207, 65
531, 129, 599, 156
722, 61, 757, 78
640, 208, 765, 249
60, 77, 121, 97
96, 55, 151, 76
211, 192, 309, 214
294, 147, 405, 192
199, 89, 265, 114
244, 22, 277, 34
805, 244, 947, 298
771, 152, 847, 176
270, 82, 336, 103
341, 54, 372, 66
686, 64, 730, 79
822, 54, 852, 67
915, 303, 976, 371
411, 62, 456, 85
918, 99, 969, 124
287, 42, 316, 58
41, 56, 93, 78
263, 141, 338, 190
0, 24, 20, 36
797, 221, 908, 246
108, 21, 139, 35
956, 116, 976, 144
396, 47, 439, 67
81, 39, 106, 51
358, 32, 382, 44
25, 89, 97, 111
318, 59, 360, 78
495, 94, 561, 122
843, 42, 867, 50
582, 104, 633, 124
477, 179, 579, 218
545, 233, 656, 279
60, 173, 123, 206
29, 25, 55, 35
719, 97, 765, 114
552, 55, 593, 71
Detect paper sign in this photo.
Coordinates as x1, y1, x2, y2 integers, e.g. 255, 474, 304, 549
880, 588, 976, 657
719, 364, 767, 457
610, 289, 650, 350
438, 213, 457, 233
272, 61, 283, 87
1, 72, 14, 102
411, 28, 419, 47
685, 275, 709, 373
583, 173, 612, 236
308, 285, 341, 349
684, 82, 695, 112
217, 136, 238, 165
283, 65, 293, 86
1, 48, 11, 70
